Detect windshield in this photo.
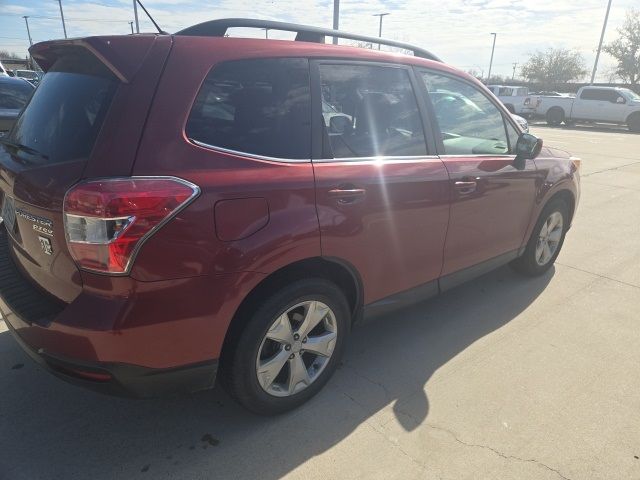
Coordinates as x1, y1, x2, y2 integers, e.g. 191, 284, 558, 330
5, 57, 117, 165
0, 80, 33, 110
620, 88, 640, 101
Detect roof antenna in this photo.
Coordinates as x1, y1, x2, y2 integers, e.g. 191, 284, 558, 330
135, 0, 167, 34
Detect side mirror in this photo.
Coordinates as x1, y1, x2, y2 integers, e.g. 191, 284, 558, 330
329, 115, 353, 135
616, 96, 626, 104
514, 133, 543, 167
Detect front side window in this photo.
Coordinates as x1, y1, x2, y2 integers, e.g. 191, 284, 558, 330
186, 58, 311, 160
318, 64, 427, 159
420, 71, 512, 155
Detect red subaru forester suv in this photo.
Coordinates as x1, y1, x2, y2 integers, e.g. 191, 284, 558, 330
0, 19, 579, 414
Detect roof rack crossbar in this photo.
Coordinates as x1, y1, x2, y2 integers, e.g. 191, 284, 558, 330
176, 18, 442, 62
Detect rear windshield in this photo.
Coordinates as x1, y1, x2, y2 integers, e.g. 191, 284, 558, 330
5, 49, 117, 165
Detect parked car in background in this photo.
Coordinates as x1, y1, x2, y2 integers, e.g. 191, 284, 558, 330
14, 69, 42, 86
0, 76, 35, 136
512, 114, 529, 132
0, 19, 579, 415
535, 86, 640, 132
487, 84, 538, 116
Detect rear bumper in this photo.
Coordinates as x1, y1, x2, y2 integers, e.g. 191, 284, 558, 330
4, 317, 217, 397
0, 227, 264, 397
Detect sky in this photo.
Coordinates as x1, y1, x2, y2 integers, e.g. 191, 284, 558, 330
0, 0, 636, 81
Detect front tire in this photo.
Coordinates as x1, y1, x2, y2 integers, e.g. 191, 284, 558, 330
511, 199, 569, 276
628, 113, 640, 133
223, 278, 350, 415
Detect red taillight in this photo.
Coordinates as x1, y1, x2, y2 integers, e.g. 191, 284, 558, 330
63, 177, 200, 274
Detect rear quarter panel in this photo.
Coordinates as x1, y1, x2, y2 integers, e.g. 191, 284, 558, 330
131, 37, 321, 281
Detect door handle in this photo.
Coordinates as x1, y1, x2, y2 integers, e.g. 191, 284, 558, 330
328, 187, 366, 204
454, 181, 477, 195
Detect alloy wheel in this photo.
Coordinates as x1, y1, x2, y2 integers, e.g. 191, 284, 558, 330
535, 211, 563, 266
256, 300, 338, 397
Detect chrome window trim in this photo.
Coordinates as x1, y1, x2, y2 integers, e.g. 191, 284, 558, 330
189, 139, 311, 164
438, 154, 515, 159
313, 155, 440, 163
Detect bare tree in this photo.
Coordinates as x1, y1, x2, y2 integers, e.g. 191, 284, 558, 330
0, 50, 23, 60
521, 48, 587, 87
604, 8, 640, 85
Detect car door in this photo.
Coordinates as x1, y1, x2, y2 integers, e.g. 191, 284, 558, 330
311, 61, 450, 305
572, 89, 610, 121
416, 69, 540, 285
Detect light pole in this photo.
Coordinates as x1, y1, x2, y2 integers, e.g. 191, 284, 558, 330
332, 0, 339, 44
56, 0, 68, 39
262, 28, 269, 39
590, 0, 613, 84
129, 21, 134, 34
23, 16, 33, 69
23, 16, 33, 46
487, 32, 497, 82
373, 13, 390, 50
133, 0, 140, 34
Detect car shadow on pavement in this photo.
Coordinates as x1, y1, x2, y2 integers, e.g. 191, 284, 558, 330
0, 265, 553, 480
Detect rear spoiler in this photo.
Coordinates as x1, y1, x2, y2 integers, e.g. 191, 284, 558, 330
29, 35, 164, 83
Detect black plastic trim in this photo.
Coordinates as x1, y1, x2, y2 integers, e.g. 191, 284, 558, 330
438, 249, 520, 292
4, 318, 218, 398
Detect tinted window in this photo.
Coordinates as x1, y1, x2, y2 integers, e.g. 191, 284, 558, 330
420, 71, 509, 155
318, 64, 427, 159
6, 50, 117, 166
0, 80, 33, 109
580, 89, 618, 102
186, 58, 311, 159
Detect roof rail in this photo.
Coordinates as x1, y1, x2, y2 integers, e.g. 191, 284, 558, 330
175, 18, 442, 62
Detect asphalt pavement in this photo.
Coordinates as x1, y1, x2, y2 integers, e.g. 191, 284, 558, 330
1, 124, 639, 480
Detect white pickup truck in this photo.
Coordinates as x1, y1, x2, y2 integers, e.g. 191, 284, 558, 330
534, 86, 640, 132
487, 85, 537, 116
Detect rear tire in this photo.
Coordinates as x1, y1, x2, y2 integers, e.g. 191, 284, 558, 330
546, 107, 565, 126
628, 113, 640, 133
223, 278, 350, 415
511, 199, 569, 276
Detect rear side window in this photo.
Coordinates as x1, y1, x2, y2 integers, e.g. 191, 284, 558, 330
6, 48, 117, 165
580, 89, 617, 102
186, 58, 311, 160
318, 64, 427, 159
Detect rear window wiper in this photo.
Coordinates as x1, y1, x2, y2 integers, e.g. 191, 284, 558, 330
0, 138, 49, 162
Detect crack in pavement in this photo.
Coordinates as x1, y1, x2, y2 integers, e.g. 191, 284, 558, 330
421, 421, 572, 480
555, 261, 640, 290
581, 159, 640, 177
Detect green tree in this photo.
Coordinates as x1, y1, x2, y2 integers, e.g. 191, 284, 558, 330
604, 9, 640, 85
521, 48, 587, 87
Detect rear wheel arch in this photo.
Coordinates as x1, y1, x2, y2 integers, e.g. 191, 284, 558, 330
219, 257, 362, 369
546, 106, 565, 125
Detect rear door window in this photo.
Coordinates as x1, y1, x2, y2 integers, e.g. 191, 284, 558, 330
186, 58, 311, 160
5, 49, 117, 166
317, 64, 427, 159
